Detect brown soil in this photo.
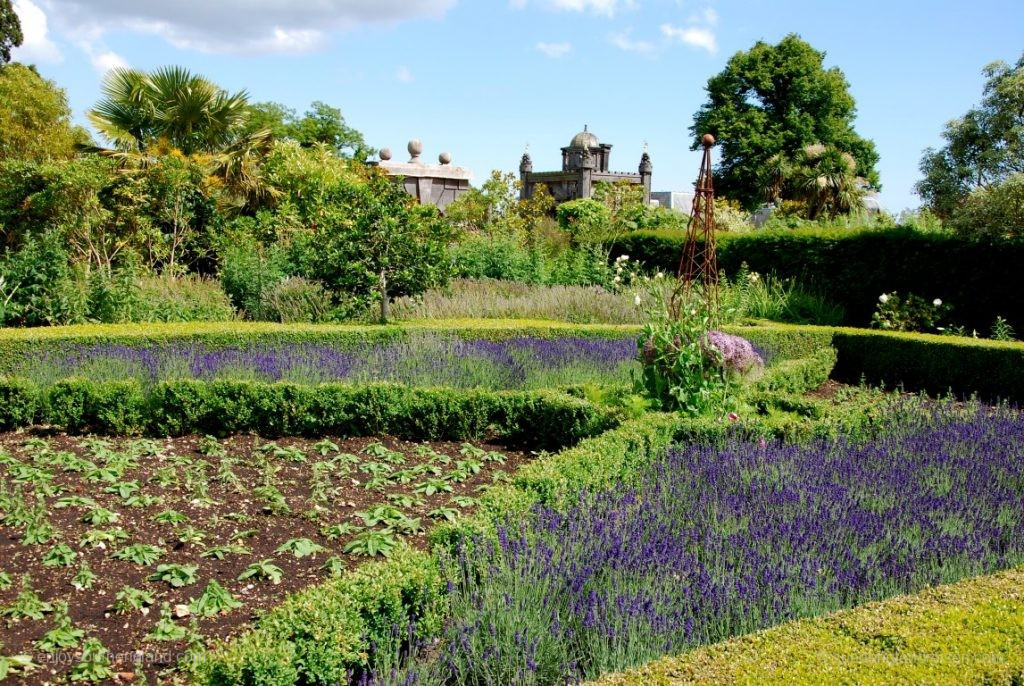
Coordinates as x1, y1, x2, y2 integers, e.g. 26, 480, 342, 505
0, 432, 534, 684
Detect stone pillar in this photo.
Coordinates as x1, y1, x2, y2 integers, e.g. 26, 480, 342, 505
519, 152, 533, 201
579, 147, 595, 199
639, 151, 653, 205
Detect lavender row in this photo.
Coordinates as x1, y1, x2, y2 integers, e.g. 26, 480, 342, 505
379, 403, 1024, 685
10, 333, 639, 390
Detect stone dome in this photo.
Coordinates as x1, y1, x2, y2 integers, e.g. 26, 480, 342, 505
569, 125, 599, 149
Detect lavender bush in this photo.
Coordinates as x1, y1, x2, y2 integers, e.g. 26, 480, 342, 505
385, 403, 1024, 685
10, 332, 638, 391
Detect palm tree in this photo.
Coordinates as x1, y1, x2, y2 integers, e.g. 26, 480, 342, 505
89, 66, 250, 156
789, 144, 865, 220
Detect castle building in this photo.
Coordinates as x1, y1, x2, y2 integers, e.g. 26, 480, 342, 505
373, 139, 473, 212
519, 126, 652, 205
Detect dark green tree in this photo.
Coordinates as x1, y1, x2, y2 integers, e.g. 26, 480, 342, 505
242, 100, 369, 159
0, 0, 23, 64
916, 53, 1024, 218
690, 34, 879, 209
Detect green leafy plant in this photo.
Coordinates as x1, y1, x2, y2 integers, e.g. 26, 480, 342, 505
190, 580, 242, 617
35, 602, 84, 651
146, 603, 189, 642
314, 439, 340, 456
343, 529, 398, 558
320, 522, 364, 540
2, 578, 53, 620
871, 291, 951, 333
322, 556, 347, 577
176, 525, 207, 546
153, 509, 189, 525
71, 562, 97, 591
68, 638, 116, 682
148, 563, 199, 588
428, 507, 460, 522
990, 316, 1016, 342
387, 493, 423, 508
238, 559, 284, 584
81, 507, 119, 526
275, 537, 327, 558
42, 542, 77, 567
0, 648, 36, 679
112, 543, 164, 565
114, 585, 155, 613
414, 478, 453, 496
201, 543, 252, 560
0, 571, 11, 590
79, 527, 129, 548
357, 504, 405, 527
253, 484, 291, 515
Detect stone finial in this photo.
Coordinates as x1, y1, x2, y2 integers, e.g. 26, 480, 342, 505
519, 151, 533, 173
407, 139, 423, 163
439, 152, 452, 165
379, 148, 392, 161
639, 151, 652, 174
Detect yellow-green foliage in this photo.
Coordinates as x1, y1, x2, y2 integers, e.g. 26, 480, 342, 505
589, 565, 1024, 686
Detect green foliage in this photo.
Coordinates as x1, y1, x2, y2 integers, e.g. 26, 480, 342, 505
242, 100, 369, 159
275, 537, 326, 558
691, 34, 879, 209
112, 543, 164, 566
68, 638, 115, 683
0, 0, 23, 64
590, 565, 1024, 686
916, 52, 1024, 219
557, 198, 611, 245
948, 171, 1024, 239
260, 276, 332, 323
239, 559, 284, 584
113, 585, 155, 613
148, 563, 199, 588
191, 580, 243, 617
0, 63, 86, 161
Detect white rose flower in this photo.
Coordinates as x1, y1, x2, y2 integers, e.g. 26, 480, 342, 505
613, 276, 621, 283
933, 298, 942, 307
655, 271, 664, 279
634, 294, 642, 306
879, 293, 889, 304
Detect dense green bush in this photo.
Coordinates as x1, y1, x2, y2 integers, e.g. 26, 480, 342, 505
615, 227, 1024, 331
259, 276, 332, 323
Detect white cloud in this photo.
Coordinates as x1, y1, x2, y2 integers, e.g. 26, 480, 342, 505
36, 0, 457, 55
660, 23, 716, 53
395, 65, 414, 83
81, 44, 129, 74
536, 41, 571, 58
512, 0, 634, 17
688, 7, 717, 26
609, 29, 654, 55
11, 0, 62, 63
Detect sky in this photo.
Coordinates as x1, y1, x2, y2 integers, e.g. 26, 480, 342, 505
10, 0, 1024, 213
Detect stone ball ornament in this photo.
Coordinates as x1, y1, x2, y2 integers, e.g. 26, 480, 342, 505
702, 134, 716, 147
379, 148, 392, 161
439, 152, 452, 165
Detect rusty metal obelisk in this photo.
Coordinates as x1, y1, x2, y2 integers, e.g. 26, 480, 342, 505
672, 133, 720, 325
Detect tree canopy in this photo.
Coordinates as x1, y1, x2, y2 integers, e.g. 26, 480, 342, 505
0, 0, 23, 64
916, 53, 1024, 219
0, 63, 90, 162
242, 100, 370, 159
690, 34, 879, 210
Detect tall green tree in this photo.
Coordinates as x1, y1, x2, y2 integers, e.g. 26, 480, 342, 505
690, 34, 879, 209
916, 53, 1024, 218
0, 0, 23, 64
242, 100, 369, 159
0, 63, 89, 162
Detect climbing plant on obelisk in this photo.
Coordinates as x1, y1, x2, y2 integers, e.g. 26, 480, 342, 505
671, 133, 720, 327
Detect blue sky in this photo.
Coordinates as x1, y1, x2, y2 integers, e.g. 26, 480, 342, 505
11, 0, 1024, 213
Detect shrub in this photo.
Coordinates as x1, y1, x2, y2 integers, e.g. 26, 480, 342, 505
556, 199, 611, 245
259, 276, 332, 323
871, 291, 950, 333
130, 275, 236, 323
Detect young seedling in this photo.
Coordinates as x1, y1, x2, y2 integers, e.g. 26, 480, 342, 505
113, 586, 155, 613
79, 527, 129, 549
41, 543, 76, 567
0, 647, 36, 679
68, 638, 116, 683
320, 523, 364, 540
313, 439, 340, 456
54, 495, 99, 510
275, 538, 327, 559
1, 577, 53, 620
238, 560, 283, 584
150, 466, 179, 488
153, 509, 189, 525
176, 526, 207, 546
387, 493, 424, 509
0, 571, 11, 591
484, 450, 507, 464
201, 543, 252, 560
81, 507, 119, 526
21, 514, 57, 546
414, 478, 453, 496
253, 485, 291, 515
123, 493, 162, 508
451, 495, 480, 508
357, 504, 405, 527
428, 507, 460, 523
71, 562, 97, 591
322, 556, 347, 578
343, 530, 398, 558
146, 604, 188, 642
190, 581, 242, 617
148, 564, 199, 588
459, 443, 486, 459
104, 480, 140, 499
363, 442, 406, 465
198, 435, 227, 458
112, 543, 164, 566
35, 602, 84, 651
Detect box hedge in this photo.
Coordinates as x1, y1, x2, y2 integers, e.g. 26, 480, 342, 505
589, 564, 1024, 686
615, 227, 1024, 331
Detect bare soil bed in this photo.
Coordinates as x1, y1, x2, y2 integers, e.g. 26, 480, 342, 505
0, 431, 533, 684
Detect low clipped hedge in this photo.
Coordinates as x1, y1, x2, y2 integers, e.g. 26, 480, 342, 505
193, 546, 444, 686
0, 378, 617, 447
831, 328, 1024, 402
589, 565, 1024, 686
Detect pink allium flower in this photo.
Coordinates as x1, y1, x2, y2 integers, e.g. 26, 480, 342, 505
701, 331, 765, 375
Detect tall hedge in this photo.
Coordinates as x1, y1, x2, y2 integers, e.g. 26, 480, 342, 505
615, 227, 1024, 331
